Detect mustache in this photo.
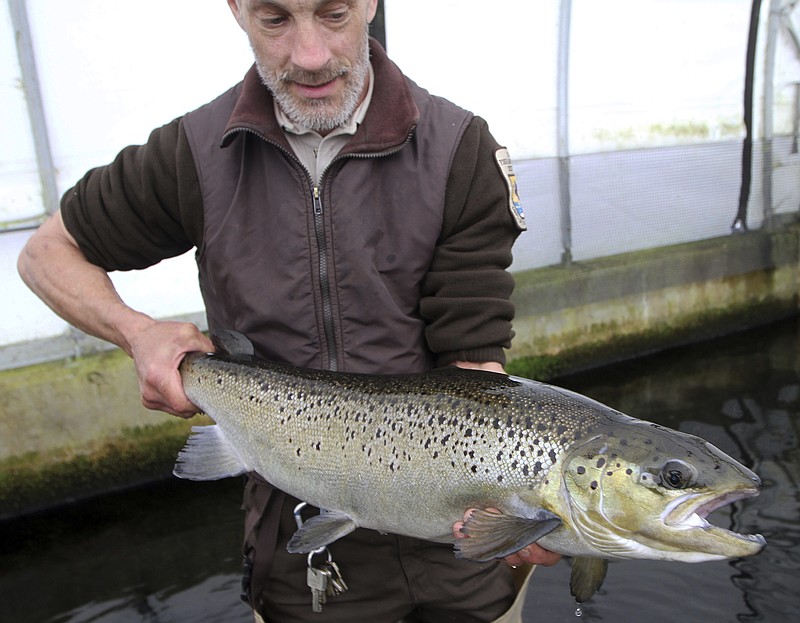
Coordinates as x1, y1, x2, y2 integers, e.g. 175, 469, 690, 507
279, 65, 349, 86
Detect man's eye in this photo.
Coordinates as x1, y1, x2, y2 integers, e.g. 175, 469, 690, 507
324, 9, 349, 22
259, 15, 288, 27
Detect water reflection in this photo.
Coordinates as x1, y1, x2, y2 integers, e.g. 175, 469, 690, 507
0, 319, 798, 622
0, 478, 253, 622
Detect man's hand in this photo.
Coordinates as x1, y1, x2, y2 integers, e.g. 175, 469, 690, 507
18, 211, 213, 419
128, 320, 214, 418
453, 508, 562, 568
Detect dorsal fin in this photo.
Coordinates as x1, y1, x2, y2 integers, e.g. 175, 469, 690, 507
211, 329, 255, 357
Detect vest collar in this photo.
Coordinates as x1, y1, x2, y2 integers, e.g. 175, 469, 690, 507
221, 38, 419, 153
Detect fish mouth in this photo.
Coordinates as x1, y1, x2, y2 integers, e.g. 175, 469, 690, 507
661, 488, 766, 556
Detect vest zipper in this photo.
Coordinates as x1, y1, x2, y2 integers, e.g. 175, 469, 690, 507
312, 185, 338, 372
220, 126, 416, 373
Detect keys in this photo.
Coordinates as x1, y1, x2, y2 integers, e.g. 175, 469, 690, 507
307, 565, 331, 613
296, 502, 349, 613
320, 560, 348, 598
306, 560, 350, 612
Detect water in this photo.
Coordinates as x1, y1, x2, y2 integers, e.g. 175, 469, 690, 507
1, 318, 798, 622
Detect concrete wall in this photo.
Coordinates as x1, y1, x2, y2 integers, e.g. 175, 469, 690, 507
511, 223, 800, 364
2, 221, 798, 518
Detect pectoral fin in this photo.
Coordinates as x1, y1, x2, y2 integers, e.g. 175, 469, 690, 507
569, 557, 608, 603
454, 508, 562, 562
287, 510, 358, 553
173, 425, 247, 480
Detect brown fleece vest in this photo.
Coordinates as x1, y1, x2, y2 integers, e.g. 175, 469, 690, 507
182, 43, 472, 374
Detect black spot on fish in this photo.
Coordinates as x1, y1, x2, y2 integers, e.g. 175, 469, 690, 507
522, 465, 530, 476
577, 466, 586, 475
497, 474, 504, 483
596, 458, 606, 468
590, 481, 598, 490
626, 468, 632, 475
607, 471, 613, 476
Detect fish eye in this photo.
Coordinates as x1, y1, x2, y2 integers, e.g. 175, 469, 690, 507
660, 460, 697, 489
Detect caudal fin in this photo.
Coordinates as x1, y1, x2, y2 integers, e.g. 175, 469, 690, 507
173, 424, 248, 480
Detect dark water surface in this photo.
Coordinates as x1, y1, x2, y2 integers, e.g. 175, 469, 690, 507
1, 318, 798, 622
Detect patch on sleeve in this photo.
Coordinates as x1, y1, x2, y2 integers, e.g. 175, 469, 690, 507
494, 148, 527, 231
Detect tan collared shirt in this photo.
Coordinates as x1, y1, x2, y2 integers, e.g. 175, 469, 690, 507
275, 65, 375, 185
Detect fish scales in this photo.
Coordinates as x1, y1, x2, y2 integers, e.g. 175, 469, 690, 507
182, 354, 594, 539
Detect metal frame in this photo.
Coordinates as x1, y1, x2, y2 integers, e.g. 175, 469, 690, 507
557, 0, 573, 266
7, 0, 58, 229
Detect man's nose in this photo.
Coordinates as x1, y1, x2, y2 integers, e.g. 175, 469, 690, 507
290, 20, 332, 73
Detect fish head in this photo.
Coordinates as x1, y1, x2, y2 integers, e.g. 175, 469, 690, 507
560, 419, 765, 562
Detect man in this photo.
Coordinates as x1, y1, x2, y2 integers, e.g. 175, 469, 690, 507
18, 1, 560, 621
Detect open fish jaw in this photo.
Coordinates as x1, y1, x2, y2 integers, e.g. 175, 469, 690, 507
661, 487, 766, 555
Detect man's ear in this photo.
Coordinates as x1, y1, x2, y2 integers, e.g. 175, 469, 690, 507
366, 0, 379, 24
226, 0, 246, 30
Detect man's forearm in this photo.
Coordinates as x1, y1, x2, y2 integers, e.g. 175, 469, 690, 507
17, 211, 154, 356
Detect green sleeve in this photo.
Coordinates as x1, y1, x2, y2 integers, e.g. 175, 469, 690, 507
420, 116, 524, 367
60, 117, 204, 271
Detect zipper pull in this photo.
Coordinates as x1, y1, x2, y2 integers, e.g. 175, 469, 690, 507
313, 186, 323, 216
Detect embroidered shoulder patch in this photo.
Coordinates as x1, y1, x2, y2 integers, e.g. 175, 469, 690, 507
494, 148, 527, 231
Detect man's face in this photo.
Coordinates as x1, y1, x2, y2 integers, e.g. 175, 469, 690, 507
229, 0, 378, 134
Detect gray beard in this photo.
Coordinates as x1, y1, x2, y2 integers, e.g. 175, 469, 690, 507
254, 34, 370, 134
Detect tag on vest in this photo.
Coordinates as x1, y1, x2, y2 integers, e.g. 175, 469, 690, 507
494, 148, 527, 231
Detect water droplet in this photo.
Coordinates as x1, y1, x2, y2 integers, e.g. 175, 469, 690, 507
575, 606, 583, 617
